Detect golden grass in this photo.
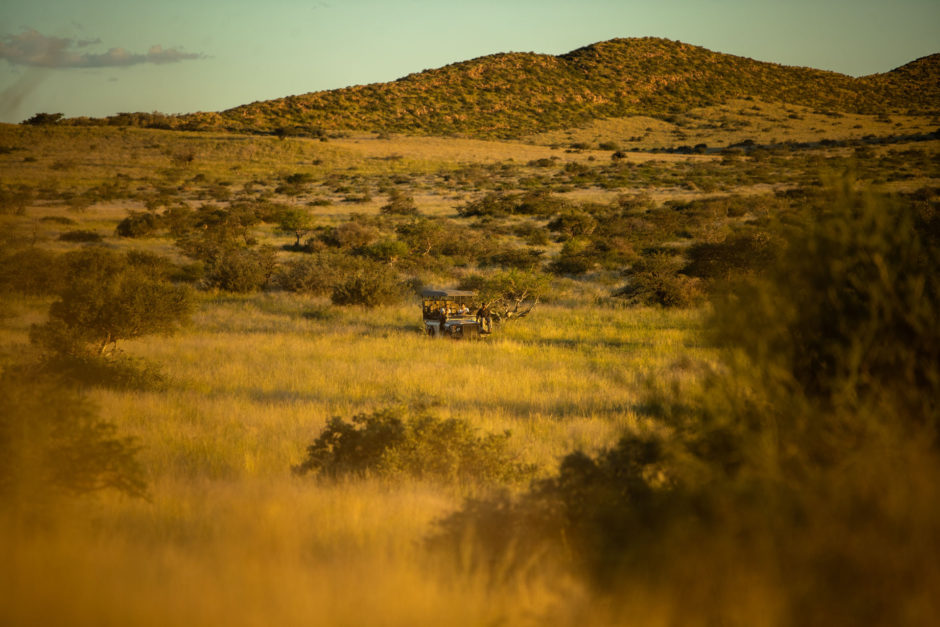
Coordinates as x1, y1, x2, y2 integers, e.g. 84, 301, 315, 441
1, 287, 704, 626
527, 98, 939, 151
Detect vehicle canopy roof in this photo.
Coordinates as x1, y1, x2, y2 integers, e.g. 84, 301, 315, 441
421, 288, 476, 299
421, 288, 477, 306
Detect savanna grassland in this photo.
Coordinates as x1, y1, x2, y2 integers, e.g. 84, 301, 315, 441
3, 38, 940, 626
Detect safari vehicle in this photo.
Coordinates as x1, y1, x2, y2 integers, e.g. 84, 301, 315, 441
421, 288, 490, 339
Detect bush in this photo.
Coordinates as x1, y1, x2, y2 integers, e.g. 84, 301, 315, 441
548, 237, 595, 275
485, 247, 545, 270
293, 407, 534, 484
116, 211, 160, 238
615, 252, 703, 307
58, 229, 103, 243
546, 209, 597, 239
380, 190, 419, 215
275, 254, 343, 295
204, 246, 277, 293
33, 351, 167, 390
683, 230, 782, 282
0, 368, 147, 505
330, 261, 403, 307
0, 248, 65, 295
30, 248, 192, 356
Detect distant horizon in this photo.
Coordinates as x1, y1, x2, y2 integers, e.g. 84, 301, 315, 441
2, 0, 938, 124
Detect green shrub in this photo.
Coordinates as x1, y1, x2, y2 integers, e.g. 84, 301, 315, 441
330, 261, 403, 307
33, 351, 167, 390
683, 230, 782, 282
275, 254, 342, 295
116, 211, 160, 238
485, 247, 545, 270
361, 238, 409, 263
293, 407, 534, 484
614, 252, 703, 307
380, 190, 419, 215
204, 246, 277, 293
548, 238, 595, 275
58, 229, 103, 243
546, 209, 597, 239
0, 248, 65, 295
30, 248, 192, 356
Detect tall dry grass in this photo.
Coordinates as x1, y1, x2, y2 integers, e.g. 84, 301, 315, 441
1, 287, 704, 626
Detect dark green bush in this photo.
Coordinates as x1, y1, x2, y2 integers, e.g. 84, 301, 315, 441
0, 248, 65, 295
293, 407, 534, 484
30, 248, 192, 357
546, 209, 597, 239
33, 351, 167, 390
614, 252, 703, 307
683, 230, 782, 282
549, 238, 595, 275
380, 190, 419, 215
457, 192, 518, 218
116, 211, 160, 238
330, 261, 403, 307
485, 247, 545, 270
58, 229, 103, 243
276, 254, 343, 295
204, 246, 277, 293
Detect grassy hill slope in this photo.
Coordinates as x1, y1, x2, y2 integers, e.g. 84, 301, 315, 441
203, 38, 939, 138
65, 38, 940, 139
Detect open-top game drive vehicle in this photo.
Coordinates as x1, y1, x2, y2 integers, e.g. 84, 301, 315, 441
421, 288, 493, 339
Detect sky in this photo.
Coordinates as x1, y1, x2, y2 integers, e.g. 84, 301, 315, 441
1, 0, 938, 124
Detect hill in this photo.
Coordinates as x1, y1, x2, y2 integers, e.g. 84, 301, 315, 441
68, 37, 940, 139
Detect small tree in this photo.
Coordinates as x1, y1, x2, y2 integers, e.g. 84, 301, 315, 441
380, 190, 418, 216
276, 207, 316, 247
30, 249, 192, 357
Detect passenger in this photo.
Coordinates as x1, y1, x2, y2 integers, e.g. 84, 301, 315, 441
476, 304, 491, 333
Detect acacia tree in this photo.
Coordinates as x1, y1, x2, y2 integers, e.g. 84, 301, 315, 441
30, 249, 192, 357
276, 207, 316, 247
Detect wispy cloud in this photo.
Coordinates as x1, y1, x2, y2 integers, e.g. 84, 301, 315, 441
0, 29, 205, 68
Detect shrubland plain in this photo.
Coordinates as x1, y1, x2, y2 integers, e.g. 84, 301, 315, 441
2, 37, 940, 626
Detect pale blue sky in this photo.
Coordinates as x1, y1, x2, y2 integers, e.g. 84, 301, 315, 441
0, 0, 937, 124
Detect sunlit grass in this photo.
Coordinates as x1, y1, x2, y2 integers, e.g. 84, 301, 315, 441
1, 284, 701, 625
